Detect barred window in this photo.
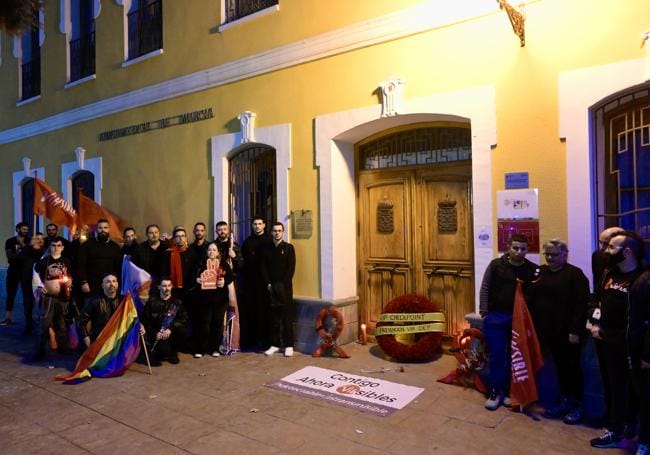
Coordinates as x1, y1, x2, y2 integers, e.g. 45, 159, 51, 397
71, 170, 95, 212
70, 0, 95, 82
359, 126, 471, 170
20, 24, 40, 100
224, 0, 278, 23
593, 86, 650, 262
229, 145, 276, 245
127, 0, 163, 60
20, 178, 39, 236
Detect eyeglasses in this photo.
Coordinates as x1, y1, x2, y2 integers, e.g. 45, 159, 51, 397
543, 252, 560, 257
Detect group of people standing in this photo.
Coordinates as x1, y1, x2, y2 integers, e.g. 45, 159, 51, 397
2, 217, 297, 365
480, 229, 649, 454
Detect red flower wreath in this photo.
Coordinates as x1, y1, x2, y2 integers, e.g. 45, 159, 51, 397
376, 294, 444, 362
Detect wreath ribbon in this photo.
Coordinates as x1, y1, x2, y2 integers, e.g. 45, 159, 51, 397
378, 312, 445, 323
375, 322, 446, 336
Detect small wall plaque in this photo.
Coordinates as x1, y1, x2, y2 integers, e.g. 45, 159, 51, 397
292, 210, 313, 239
377, 198, 394, 234
437, 198, 458, 234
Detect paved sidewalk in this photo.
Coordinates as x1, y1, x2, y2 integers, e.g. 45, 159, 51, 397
0, 318, 632, 455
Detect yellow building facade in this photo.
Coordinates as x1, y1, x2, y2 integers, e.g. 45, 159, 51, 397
1, 0, 649, 349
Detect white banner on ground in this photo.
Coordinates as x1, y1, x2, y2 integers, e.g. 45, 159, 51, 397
266, 366, 424, 417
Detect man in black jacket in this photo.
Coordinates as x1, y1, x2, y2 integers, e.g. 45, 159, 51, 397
141, 278, 188, 365
132, 224, 164, 281
77, 219, 122, 297
2, 222, 30, 326
79, 274, 120, 347
214, 221, 243, 273
241, 216, 273, 349
589, 231, 645, 449
479, 234, 540, 411
261, 222, 296, 357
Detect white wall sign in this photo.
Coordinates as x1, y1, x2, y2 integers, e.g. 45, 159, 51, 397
497, 188, 539, 220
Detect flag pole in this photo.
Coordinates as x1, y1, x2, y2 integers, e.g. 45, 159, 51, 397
140, 331, 153, 375
33, 170, 38, 235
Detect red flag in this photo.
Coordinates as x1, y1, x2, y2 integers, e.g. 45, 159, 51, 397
77, 191, 125, 239
510, 281, 544, 408
33, 177, 77, 230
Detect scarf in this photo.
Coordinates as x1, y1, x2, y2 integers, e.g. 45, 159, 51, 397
168, 245, 188, 288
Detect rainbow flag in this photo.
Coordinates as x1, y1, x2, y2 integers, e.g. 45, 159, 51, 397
56, 293, 141, 384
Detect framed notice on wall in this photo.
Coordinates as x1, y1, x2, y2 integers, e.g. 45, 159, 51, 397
497, 220, 540, 253
496, 189, 539, 220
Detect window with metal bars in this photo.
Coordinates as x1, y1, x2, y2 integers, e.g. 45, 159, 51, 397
228, 145, 276, 246
70, 0, 95, 81
593, 85, 650, 262
359, 126, 472, 170
224, 0, 278, 23
20, 25, 40, 100
21, 178, 39, 236
127, 0, 163, 60
71, 171, 95, 212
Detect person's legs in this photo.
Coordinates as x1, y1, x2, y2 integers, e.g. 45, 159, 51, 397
281, 300, 296, 349
631, 367, 650, 446
3, 267, 20, 321
21, 277, 35, 333
208, 299, 228, 354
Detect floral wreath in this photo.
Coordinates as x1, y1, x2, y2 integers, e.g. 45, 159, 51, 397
312, 306, 349, 358
376, 294, 444, 362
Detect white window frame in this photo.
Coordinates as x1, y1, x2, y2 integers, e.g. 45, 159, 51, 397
13, 10, 45, 104
115, 0, 164, 66
59, 0, 101, 85
61, 148, 102, 237
218, 0, 279, 32
211, 123, 291, 234
13, 158, 45, 232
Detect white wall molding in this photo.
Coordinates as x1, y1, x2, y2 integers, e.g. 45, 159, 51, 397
211, 123, 291, 232
12, 160, 45, 231
559, 57, 646, 287
0, 0, 501, 145
61, 153, 102, 204
315, 85, 497, 308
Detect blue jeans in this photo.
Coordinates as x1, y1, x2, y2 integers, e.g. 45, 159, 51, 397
484, 311, 513, 394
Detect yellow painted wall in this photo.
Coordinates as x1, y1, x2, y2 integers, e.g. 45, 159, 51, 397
1, 0, 649, 298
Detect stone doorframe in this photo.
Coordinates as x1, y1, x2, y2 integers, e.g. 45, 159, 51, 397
315, 85, 497, 314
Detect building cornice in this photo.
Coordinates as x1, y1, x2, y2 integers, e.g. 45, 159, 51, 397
0, 1, 500, 145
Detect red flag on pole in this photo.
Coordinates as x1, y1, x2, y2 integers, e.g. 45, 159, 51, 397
77, 190, 125, 239
33, 177, 77, 230
510, 281, 544, 408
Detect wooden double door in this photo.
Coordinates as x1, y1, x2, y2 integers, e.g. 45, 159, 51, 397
358, 162, 474, 336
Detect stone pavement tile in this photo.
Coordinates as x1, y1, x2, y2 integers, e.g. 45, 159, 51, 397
0, 370, 34, 396
0, 405, 51, 448
183, 428, 281, 455
5, 431, 91, 455
282, 426, 391, 455
427, 394, 507, 427
225, 410, 311, 451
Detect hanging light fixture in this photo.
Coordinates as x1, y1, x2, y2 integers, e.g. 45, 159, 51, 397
497, 0, 526, 47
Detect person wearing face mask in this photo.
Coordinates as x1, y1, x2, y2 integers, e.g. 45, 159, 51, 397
529, 239, 590, 424
76, 219, 122, 298
589, 231, 645, 449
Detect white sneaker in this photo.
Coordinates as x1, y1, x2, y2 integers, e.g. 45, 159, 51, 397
264, 346, 280, 356
211, 351, 221, 357
284, 347, 294, 357
193, 353, 203, 359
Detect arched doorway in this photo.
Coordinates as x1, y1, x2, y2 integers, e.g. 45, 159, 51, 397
71, 170, 95, 211
20, 177, 39, 235
356, 122, 474, 336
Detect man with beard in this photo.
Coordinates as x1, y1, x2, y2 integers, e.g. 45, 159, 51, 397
141, 278, 188, 365
121, 227, 138, 257
77, 219, 122, 297
32, 238, 73, 359
479, 234, 540, 411
241, 216, 273, 349
79, 274, 120, 347
589, 231, 645, 449
162, 227, 200, 304
2, 222, 30, 326
132, 224, 164, 281
190, 222, 209, 259
214, 221, 243, 273
261, 223, 296, 357
592, 227, 626, 290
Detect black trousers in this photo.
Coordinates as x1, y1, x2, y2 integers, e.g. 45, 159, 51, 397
193, 297, 228, 354
37, 296, 69, 352
239, 283, 268, 349
5, 266, 20, 312
149, 328, 187, 360
600, 339, 638, 433
544, 335, 583, 403
631, 367, 650, 444
268, 294, 296, 349
20, 274, 35, 328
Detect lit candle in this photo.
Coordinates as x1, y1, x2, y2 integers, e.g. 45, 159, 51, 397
360, 323, 367, 345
